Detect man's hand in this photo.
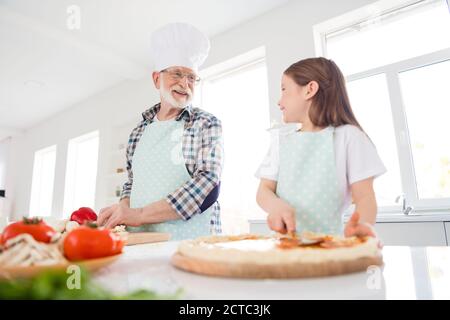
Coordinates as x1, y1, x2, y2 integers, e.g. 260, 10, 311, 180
267, 202, 296, 234
97, 201, 143, 229
344, 212, 377, 238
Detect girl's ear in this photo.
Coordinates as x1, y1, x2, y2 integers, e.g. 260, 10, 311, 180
305, 81, 319, 100
152, 72, 160, 89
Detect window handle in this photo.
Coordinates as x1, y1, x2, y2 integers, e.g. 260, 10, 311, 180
395, 193, 414, 215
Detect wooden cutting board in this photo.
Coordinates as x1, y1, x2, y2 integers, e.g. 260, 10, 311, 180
0, 254, 122, 279
124, 232, 171, 246
171, 252, 383, 278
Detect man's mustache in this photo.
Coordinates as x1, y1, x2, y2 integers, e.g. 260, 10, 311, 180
171, 85, 192, 97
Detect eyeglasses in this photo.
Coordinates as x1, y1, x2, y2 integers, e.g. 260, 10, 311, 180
161, 69, 201, 85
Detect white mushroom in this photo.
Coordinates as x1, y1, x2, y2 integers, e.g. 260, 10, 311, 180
0, 234, 67, 267
54, 219, 69, 233
65, 220, 80, 232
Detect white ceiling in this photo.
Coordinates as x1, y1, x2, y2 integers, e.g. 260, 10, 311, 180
0, 0, 290, 138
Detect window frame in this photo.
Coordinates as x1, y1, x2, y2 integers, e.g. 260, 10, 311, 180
313, 0, 450, 213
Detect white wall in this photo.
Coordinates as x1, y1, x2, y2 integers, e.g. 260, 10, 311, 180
6, 0, 376, 219
8, 79, 159, 219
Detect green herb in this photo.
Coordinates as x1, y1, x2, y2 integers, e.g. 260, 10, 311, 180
0, 268, 182, 300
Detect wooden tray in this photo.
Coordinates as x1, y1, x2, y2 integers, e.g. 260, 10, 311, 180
0, 253, 122, 280
171, 252, 383, 279
124, 232, 171, 246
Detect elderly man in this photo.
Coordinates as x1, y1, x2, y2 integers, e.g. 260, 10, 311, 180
98, 23, 223, 240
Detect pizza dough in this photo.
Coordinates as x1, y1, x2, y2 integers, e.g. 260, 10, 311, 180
171, 233, 383, 278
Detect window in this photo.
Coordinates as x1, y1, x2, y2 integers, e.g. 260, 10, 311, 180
399, 60, 450, 199
346, 74, 402, 207
0, 139, 8, 191
29, 145, 57, 217
194, 47, 270, 234
63, 131, 99, 216
321, 0, 450, 76
314, 0, 450, 212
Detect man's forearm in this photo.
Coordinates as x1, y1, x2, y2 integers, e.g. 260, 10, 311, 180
139, 199, 181, 224
120, 197, 130, 207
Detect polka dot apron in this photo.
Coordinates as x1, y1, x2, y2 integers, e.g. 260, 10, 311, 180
276, 126, 344, 235
128, 119, 212, 240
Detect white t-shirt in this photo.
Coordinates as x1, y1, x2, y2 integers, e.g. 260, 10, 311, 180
255, 124, 387, 216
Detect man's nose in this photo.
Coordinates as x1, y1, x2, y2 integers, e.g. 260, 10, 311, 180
178, 76, 189, 88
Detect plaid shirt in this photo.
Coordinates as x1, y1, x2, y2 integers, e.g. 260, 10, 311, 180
121, 103, 223, 234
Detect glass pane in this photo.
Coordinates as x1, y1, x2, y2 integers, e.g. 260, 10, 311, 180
399, 59, 450, 199
327, 0, 450, 75
196, 63, 270, 234
29, 145, 57, 216
63, 131, 99, 215
346, 74, 402, 206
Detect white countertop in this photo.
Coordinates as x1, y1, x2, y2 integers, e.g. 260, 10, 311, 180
93, 241, 450, 300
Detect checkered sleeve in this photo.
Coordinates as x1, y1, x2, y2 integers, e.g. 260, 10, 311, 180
166, 117, 223, 220
120, 127, 139, 201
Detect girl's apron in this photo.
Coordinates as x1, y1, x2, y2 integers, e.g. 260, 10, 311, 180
276, 127, 343, 234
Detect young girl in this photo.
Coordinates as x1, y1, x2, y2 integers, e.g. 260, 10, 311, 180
255, 57, 386, 238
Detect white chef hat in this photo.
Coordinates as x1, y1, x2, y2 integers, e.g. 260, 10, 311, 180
150, 22, 210, 73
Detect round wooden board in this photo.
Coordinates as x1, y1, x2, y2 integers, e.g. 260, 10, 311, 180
0, 253, 122, 280
171, 252, 383, 279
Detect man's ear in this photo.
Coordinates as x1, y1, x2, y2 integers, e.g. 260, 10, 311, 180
305, 81, 319, 100
152, 72, 160, 89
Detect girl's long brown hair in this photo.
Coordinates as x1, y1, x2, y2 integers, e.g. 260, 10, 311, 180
284, 57, 365, 132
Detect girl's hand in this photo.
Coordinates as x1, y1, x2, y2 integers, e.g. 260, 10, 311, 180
267, 202, 296, 234
344, 211, 377, 238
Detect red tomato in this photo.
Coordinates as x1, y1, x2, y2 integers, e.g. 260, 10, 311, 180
1, 217, 56, 244
63, 225, 124, 261
70, 207, 98, 225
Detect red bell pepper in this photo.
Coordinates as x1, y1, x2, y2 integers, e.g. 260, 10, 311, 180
70, 207, 98, 225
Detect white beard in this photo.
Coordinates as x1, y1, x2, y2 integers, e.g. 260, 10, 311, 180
159, 77, 192, 108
